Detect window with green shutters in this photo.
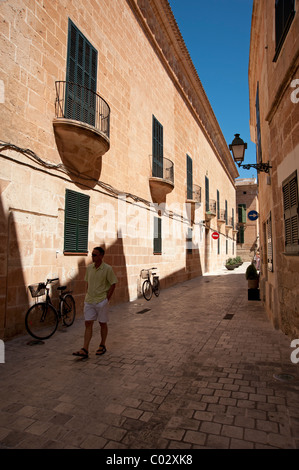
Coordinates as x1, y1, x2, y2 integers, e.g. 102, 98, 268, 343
282, 171, 299, 253
238, 204, 246, 223
66, 19, 98, 126
205, 176, 209, 212
152, 116, 163, 178
153, 216, 162, 254
256, 83, 262, 163
64, 189, 90, 253
274, 0, 295, 61
225, 200, 228, 225
267, 212, 273, 271
186, 155, 193, 200
186, 227, 193, 254
237, 226, 245, 244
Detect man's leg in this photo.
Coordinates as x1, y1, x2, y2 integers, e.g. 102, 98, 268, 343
73, 320, 93, 357
83, 320, 94, 351
96, 322, 108, 355
99, 322, 108, 346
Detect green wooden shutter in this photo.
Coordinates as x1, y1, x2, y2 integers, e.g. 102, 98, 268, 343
238, 204, 246, 223
187, 227, 193, 254
283, 172, 299, 252
186, 155, 193, 200
66, 19, 97, 126
217, 190, 220, 219
275, 0, 295, 56
205, 176, 209, 212
153, 217, 162, 254
64, 189, 90, 252
267, 212, 273, 271
152, 116, 163, 178
237, 226, 245, 244
256, 83, 262, 163
225, 200, 228, 224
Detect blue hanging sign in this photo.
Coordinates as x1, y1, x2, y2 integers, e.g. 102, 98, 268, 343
248, 210, 259, 221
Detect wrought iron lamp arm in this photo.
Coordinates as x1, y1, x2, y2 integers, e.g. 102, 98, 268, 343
236, 162, 272, 173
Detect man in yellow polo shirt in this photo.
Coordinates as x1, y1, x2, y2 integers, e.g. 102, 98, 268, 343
73, 246, 117, 358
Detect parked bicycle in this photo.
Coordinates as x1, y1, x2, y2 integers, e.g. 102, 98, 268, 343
141, 267, 160, 301
25, 278, 76, 340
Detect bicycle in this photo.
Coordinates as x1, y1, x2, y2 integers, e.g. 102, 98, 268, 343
141, 267, 160, 301
25, 278, 76, 340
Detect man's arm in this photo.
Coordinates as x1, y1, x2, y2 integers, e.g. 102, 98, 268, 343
107, 283, 116, 302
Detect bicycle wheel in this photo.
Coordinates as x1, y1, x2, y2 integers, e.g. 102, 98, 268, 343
142, 280, 152, 301
61, 294, 76, 327
25, 302, 58, 340
153, 277, 160, 297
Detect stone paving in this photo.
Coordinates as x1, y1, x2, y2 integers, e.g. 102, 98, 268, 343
0, 263, 298, 449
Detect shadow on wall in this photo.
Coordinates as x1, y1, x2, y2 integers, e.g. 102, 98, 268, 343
0, 193, 29, 339
2, 196, 203, 339
1, 193, 130, 340
92, 232, 130, 304
38, 232, 131, 325
159, 240, 202, 291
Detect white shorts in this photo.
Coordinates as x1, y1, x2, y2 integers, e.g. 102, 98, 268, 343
84, 299, 109, 323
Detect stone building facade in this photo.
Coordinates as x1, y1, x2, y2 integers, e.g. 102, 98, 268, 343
249, 0, 299, 337
235, 178, 259, 262
0, 0, 238, 339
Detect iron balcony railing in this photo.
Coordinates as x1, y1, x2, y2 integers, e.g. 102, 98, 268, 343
226, 216, 233, 227
218, 209, 226, 220
207, 199, 216, 214
152, 157, 174, 185
55, 81, 110, 139
187, 184, 201, 202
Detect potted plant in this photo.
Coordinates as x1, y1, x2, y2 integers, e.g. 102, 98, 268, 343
245, 263, 259, 287
225, 258, 236, 270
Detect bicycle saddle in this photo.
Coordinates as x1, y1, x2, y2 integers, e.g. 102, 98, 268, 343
57, 286, 67, 291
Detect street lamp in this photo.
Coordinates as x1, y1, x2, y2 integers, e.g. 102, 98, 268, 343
229, 134, 272, 173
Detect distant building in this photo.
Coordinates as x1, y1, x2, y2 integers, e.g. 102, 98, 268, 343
249, 0, 299, 337
235, 178, 259, 262
0, 0, 238, 339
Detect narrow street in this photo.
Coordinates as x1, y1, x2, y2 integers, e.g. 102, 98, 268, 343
0, 263, 298, 450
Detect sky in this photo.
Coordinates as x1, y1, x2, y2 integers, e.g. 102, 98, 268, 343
168, 0, 256, 180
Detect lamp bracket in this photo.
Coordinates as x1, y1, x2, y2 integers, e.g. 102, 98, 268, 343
237, 162, 272, 173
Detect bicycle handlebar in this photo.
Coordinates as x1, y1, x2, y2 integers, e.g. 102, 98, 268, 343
46, 277, 59, 284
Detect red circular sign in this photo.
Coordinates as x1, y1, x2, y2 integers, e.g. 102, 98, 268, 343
211, 231, 219, 240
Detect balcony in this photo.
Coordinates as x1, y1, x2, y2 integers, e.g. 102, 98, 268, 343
53, 81, 110, 173
186, 184, 201, 204
226, 216, 234, 230
217, 208, 226, 225
149, 157, 174, 203
205, 199, 216, 220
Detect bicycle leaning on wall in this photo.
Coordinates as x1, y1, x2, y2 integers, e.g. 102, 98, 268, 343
141, 267, 160, 301
25, 278, 76, 340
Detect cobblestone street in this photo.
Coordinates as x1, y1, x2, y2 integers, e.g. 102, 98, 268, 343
1, 264, 298, 450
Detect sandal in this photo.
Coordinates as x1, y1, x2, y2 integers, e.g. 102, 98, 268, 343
72, 348, 88, 358
96, 344, 106, 356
